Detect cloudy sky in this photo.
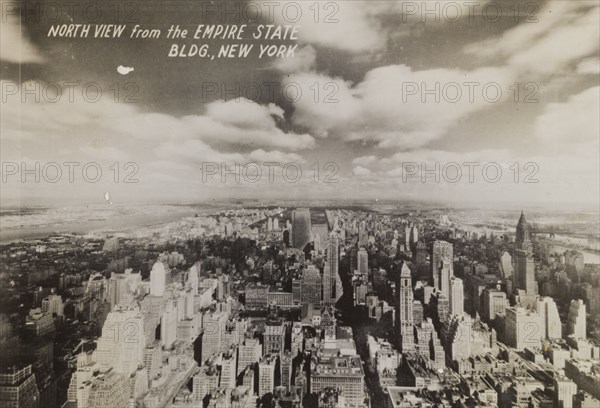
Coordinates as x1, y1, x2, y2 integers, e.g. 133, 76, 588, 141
1, 0, 598, 208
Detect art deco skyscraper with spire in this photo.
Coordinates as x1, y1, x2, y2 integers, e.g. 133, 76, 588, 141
513, 212, 537, 307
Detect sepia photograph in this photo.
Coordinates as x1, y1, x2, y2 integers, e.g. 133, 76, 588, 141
0, 1, 599, 407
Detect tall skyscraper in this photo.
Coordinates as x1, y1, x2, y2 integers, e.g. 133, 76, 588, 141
449, 277, 464, 316
322, 235, 341, 306
410, 226, 419, 246
188, 263, 200, 294
160, 300, 178, 349
93, 308, 145, 376
398, 262, 415, 352
201, 311, 228, 361
107, 274, 131, 310
505, 307, 542, 350
357, 247, 368, 275
513, 212, 537, 296
292, 208, 312, 250
439, 259, 453, 299
301, 265, 322, 305
447, 314, 473, 362
568, 299, 586, 339
500, 251, 513, 279
432, 241, 453, 291
358, 224, 368, 247
537, 297, 562, 339
150, 261, 168, 297
516, 211, 533, 251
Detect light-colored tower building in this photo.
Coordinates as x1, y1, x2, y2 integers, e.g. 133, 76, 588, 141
568, 299, 586, 339
150, 261, 168, 297
537, 297, 562, 339
107, 269, 141, 310
439, 259, 453, 300
184, 288, 194, 319
188, 263, 199, 294
505, 307, 542, 350
447, 314, 473, 362
449, 277, 464, 316
161, 300, 178, 349
500, 251, 513, 279
41, 294, 64, 316
93, 308, 146, 376
399, 263, 415, 352
201, 311, 229, 362
66, 352, 97, 408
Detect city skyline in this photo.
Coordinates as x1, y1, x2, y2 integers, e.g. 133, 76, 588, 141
2, 206, 599, 408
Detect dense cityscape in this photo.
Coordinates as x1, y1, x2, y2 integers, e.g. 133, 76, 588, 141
0, 205, 599, 408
